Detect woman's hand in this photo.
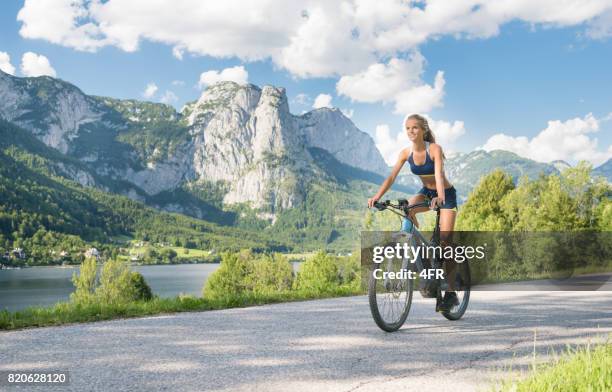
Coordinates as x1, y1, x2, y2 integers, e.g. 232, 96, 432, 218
368, 196, 380, 208
430, 197, 444, 209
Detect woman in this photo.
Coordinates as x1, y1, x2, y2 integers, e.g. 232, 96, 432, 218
367, 114, 459, 311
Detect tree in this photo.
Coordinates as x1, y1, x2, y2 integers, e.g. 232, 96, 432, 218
247, 253, 294, 294
203, 250, 255, 299
96, 258, 136, 304
160, 248, 177, 263
456, 170, 515, 231
534, 175, 581, 231
70, 257, 97, 304
294, 251, 340, 293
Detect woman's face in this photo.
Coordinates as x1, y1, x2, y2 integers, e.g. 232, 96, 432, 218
405, 118, 423, 142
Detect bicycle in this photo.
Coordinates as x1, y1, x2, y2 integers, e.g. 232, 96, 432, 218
367, 199, 471, 332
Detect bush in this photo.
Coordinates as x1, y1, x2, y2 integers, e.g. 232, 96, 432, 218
130, 272, 153, 301
70, 257, 97, 304
335, 253, 360, 287
203, 250, 358, 299
203, 250, 254, 299
294, 251, 340, 293
143, 248, 158, 263
160, 248, 177, 263
70, 258, 153, 305
96, 258, 137, 304
248, 253, 294, 295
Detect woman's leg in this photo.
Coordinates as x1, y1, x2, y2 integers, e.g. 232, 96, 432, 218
408, 193, 428, 228
439, 209, 457, 291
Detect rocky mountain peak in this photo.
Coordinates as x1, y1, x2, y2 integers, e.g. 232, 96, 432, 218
296, 107, 389, 175
185, 82, 262, 126
0, 72, 391, 216
0, 70, 104, 154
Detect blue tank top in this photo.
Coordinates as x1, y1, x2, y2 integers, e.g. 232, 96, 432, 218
408, 142, 435, 176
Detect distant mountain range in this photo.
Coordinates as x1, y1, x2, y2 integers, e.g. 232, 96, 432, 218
593, 158, 612, 182
0, 69, 609, 251
396, 149, 564, 202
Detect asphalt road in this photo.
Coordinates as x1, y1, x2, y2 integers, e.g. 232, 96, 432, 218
1, 290, 611, 392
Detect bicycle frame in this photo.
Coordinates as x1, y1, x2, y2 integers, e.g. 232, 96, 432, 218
369, 199, 470, 328
374, 200, 445, 291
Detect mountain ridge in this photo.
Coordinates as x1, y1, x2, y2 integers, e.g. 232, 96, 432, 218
2, 68, 607, 251
0, 70, 389, 216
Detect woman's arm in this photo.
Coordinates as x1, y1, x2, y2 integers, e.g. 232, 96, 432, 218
430, 143, 446, 207
368, 148, 409, 208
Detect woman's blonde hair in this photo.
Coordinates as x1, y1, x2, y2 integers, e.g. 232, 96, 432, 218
403, 113, 436, 143
403, 113, 445, 158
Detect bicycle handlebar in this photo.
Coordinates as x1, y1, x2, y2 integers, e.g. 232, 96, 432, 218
373, 199, 439, 213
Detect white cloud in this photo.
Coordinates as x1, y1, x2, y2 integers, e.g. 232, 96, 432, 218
376, 116, 467, 165
16, 1, 612, 78
20, 52, 56, 77
586, 9, 612, 38
337, 53, 445, 114
426, 117, 466, 152
480, 113, 612, 166
292, 93, 310, 105
336, 54, 425, 103
171, 80, 185, 87
198, 65, 248, 89
172, 46, 185, 60
0, 52, 16, 75
17, 0, 106, 52
275, 5, 375, 78
393, 71, 445, 114
160, 90, 178, 104
142, 82, 158, 99
312, 93, 333, 109
375, 124, 409, 166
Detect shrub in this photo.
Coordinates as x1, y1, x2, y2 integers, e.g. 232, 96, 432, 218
96, 258, 138, 304
248, 253, 294, 295
295, 251, 340, 293
160, 248, 177, 263
70, 257, 98, 304
70, 258, 153, 305
203, 250, 254, 299
335, 253, 360, 287
130, 272, 153, 301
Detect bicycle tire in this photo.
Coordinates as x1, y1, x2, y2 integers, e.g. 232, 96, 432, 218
441, 261, 471, 321
368, 257, 414, 332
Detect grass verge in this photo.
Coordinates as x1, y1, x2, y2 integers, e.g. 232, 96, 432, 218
0, 286, 364, 331
499, 340, 611, 392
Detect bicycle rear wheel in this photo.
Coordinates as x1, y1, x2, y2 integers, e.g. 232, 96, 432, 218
441, 261, 471, 320
368, 255, 414, 332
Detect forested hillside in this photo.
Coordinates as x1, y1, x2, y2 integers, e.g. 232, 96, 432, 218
0, 120, 290, 265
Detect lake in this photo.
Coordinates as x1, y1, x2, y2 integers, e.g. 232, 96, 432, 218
0, 262, 304, 312
0, 263, 242, 312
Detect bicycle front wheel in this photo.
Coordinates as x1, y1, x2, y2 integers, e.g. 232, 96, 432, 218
368, 256, 414, 332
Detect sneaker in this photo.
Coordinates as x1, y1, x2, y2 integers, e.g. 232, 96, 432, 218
437, 291, 459, 312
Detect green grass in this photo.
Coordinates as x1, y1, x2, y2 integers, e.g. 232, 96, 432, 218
499, 340, 612, 392
119, 244, 216, 263
0, 286, 364, 331
168, 247, 212, 258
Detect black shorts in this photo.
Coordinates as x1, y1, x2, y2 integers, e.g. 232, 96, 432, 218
417, 186, 458, 209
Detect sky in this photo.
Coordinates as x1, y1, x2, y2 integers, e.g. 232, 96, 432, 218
0, 0, 611, 167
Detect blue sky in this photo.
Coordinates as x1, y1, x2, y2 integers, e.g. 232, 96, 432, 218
1, 1, 611, 166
